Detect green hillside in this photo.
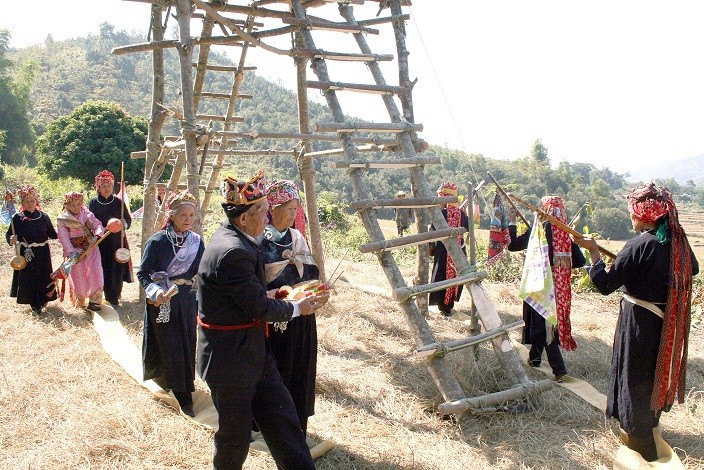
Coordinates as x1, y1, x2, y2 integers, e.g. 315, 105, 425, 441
4, 25, 704, 238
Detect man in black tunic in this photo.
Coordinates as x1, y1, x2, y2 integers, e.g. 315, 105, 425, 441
88, 170, 132, 306
197, 171, 329, 470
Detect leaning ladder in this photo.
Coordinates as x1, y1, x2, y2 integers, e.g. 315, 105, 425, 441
291, 0, 552, 414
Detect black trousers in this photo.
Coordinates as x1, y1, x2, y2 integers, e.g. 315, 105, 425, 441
522, 303, 567, 376
207, 353, 314, 470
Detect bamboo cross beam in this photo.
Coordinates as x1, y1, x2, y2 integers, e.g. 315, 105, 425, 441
393, 270, 487, 303
486, 171, 530, 227
507, 193, 617, 260
358, 227, 467, 254
415, 320, 525, 359
438, 379, 554, 415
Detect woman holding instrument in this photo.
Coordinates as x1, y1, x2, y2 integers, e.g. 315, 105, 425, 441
5, 186, 58, 314
508, 195, 586, 380
574, 184, 698, 461
57, 191, 105, 311
138, 191, 204, 417
88, 170, 133, 307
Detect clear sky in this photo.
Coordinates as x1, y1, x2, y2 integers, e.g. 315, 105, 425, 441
3, 1, 704, 174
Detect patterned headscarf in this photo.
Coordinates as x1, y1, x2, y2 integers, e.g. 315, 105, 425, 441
16, 185, 40, 212
267, 179, 307, 236
540, 195, 577, 351
628, 183, 670, 224
94, 170, 115, 190
62, 191, 84, 209
266, 180, 300, 208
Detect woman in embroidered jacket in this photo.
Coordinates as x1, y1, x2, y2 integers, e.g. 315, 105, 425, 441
262, 180, 320, 435
56, 191, 105, 311
137, 191, 204, 417
5, 186, 58, 314
574, 184, 699, 461
88, 170, 133, 306
429, 182, 470, 316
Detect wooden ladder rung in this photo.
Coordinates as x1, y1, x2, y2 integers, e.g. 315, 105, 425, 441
206, 149, 294, 157
308, 80, 400, 94
283, 17, 379, 35
349, 195, 456, 211
357, 13, 411, 27
216, 130, 398, 145
358, 227, 467, 254
306, 144, 391, 158
335, 156, 441, 169
315, 122, 423, 134
393, 270, 486, 302
199, 92, 253, 100
295, 49, 391, 62
196, 114, 245, 123
438, 380, 554, 416
414, 320, 525, 360
191, 63, 257, 72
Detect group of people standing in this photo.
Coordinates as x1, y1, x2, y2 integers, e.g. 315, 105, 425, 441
6, 169, 699, 466
6, 170, 131, 314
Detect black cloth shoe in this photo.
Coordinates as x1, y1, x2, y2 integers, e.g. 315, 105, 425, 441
87, 303, 102, 312
30, 306, 42, 315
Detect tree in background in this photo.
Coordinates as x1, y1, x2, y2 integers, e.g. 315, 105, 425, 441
36, 100, 146, 185
0, 30, 36, 166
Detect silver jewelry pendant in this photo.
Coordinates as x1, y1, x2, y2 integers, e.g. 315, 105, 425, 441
273, 321, 288, 332
156, 302, 171, 323
24, 247, 34, 263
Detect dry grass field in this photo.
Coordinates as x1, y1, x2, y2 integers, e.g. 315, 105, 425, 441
1, 216, 703, 469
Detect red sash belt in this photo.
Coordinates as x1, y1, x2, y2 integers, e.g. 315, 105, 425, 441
197, 316, 268, 335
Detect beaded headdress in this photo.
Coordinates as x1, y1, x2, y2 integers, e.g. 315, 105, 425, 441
266, 180, 300, 208
437, 182, 458, 196
540, 195, 567, 223
62, 191, 84, 208
16, 185, 38, 203
165, 191, 197, 213
222, 170, 267, 206
94, 170, 115, 189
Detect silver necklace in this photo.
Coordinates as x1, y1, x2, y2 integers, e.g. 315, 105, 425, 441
166, 228, 196, 261
22, 211, 43, 221
95, 195, 115, 205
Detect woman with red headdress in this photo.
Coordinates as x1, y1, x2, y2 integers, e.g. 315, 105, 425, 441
575, 184, 698, 462
262, 179, 320, 436
429, 182, 470, 316
137, 191, 204, 417
507, 195, 586, 381
56, 192, 105, 311
88, 170, 133, 306
5, 185, 58, 314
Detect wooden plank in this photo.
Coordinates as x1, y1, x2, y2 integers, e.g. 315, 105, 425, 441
358, 227, 467, 254
349, 195, 456, 210
335, 156, 442, 169
308, 80, 400, 94
415, 320, 525, 359
283, 17, 379, 35
315, 121, 423, 133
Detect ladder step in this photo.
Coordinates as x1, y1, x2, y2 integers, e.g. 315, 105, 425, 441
349, 196, 456, 211
216, 130, 397, 145
415, 320, 524, 359
199, 92, 253, 100
335, 156, 441, 169
357, 13, 411, 27
393, 269, 486, 302
306, 144, 391, 158
191, 63, 257, 72
205, 149, 294, 157
438, 380, 554, 416
283, 17, 379, 35
358, 227, 467, 254
308, 80, 400, 94
295, 50, 392, 62
315, 122, 423, 134
196, 114, 245, 123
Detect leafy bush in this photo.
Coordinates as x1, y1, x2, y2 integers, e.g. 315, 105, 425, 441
317, 191, 349, 231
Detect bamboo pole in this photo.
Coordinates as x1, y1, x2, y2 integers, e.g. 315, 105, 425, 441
507, 192, 617, 259
335, 157, 442, 169
438, 379, 554, 415
314, 122, 422, 133
295, 32, 326, 281
308, 80, 401, 94
175, 0, 202, 234
486, 171, 530, 227
358, 227, 467, 254
349, 196, 456, 210
415, 320, 524, 359
393, 270, 487, 303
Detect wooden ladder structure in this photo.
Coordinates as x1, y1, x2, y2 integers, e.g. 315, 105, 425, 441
118, 0, 552, 415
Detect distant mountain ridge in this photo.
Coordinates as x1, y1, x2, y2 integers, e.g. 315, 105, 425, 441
625, 153, 704, 186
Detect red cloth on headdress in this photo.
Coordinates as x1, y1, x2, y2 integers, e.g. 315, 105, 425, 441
94, 170, 115, 189
540, 195, 577, 351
